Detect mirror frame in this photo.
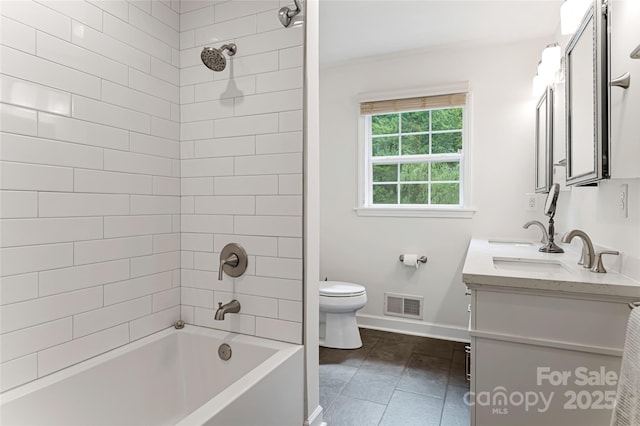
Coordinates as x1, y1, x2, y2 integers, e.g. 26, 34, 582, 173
565, 0, 610, 186
535, 87, 553, 193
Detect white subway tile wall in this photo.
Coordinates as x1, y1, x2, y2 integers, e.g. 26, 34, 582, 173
0, 0, 303, 393
0, 0, 180, 391
179, 0, 303, 345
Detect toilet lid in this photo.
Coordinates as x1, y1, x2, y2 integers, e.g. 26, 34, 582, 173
320, 281, 366, 297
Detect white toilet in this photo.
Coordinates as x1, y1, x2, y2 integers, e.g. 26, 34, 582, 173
319, 281, 367, 349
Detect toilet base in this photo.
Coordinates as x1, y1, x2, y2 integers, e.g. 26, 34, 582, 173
319, 311, 362, 349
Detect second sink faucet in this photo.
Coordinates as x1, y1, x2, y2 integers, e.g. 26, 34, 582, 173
562, 229, 595, 268
523, 220, 549, 244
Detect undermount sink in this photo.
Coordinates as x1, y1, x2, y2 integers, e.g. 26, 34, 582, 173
492, 257, 569, 273
487, 239, 534, 247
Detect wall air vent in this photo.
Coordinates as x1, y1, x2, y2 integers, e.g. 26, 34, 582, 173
384, 293, 423, 320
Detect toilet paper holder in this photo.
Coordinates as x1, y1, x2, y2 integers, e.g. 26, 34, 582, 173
399, 255, 428, 264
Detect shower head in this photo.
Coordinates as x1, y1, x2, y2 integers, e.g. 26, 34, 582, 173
201, 44, 237, 72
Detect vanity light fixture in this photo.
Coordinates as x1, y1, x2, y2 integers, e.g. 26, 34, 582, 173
560, 0, 591, 35
532, 44, 562, 97
537, 61, 549, 80
542, 44, 562, 74
532, 73, 546, 97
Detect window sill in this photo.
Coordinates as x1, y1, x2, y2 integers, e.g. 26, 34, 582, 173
354, 206, 477, 218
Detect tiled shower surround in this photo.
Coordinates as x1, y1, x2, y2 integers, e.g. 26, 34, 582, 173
178, 0, 303, 343
0, 0, 304, 392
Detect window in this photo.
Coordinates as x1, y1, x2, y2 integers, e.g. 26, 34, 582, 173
358, 91, 473, 217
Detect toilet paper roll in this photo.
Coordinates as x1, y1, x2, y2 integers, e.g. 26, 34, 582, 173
402, 254, 419, 269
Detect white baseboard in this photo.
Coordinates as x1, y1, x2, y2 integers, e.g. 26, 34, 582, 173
304, 405, 324, 426
356, 313, 470, 342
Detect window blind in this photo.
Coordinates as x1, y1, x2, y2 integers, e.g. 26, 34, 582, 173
360, 93, 467, 115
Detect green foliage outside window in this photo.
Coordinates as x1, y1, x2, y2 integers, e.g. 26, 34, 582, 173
432, 108, 462, 130
372, 164, 397, 182
432, 132, 462, 154
401, 111, 430, 133
432, 183, 460, 204
372, 184, 397, 204
371, 113, 399, 135
400, 163, 429, 181
372, 136, 399, 156
432, 162, 459, 181
401, 134, 429, 155
369, 107, 463, 205
400, 184, 429, 204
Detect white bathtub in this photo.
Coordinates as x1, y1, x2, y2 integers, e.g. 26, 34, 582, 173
0, 325, 304, 425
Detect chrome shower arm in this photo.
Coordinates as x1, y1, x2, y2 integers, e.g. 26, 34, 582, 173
279, 0, 302, 28
220, 44, 237, 56
291, 0, 302, 15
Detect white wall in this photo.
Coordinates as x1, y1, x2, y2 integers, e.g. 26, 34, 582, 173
562, 180, 640, 277
0, 0, 181, 392
552, 4, 640, 279
178, 0, 305, 344
320, 39, 554, 339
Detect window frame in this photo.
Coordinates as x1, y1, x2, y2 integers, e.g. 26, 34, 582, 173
355, 84, 476, 218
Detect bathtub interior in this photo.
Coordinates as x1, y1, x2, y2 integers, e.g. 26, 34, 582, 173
2, 330, 185, 425
0, 327, 287, 426
177, 328, 276, 415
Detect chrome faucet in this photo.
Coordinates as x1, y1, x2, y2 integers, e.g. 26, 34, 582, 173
214, 300, 240, 320
523, 220, 549, 244
561, 230, 595, 269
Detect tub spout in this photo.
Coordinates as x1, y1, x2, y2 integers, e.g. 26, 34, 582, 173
215, 300, 240, 320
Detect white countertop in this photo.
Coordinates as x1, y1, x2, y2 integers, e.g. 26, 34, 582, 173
463, 239, 640, 299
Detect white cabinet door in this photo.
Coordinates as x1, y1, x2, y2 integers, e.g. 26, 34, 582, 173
609, 0, 640, 178
474, 338, 621, 426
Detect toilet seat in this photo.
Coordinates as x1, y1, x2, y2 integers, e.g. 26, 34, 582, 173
319, 280, 367, 349
320, 281, 366, 297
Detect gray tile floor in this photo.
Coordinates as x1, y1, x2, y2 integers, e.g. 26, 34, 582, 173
320, 328, 470, 426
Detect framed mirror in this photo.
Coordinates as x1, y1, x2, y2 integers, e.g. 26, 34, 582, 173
565, 0, 609, 186
535, 87, 553, 193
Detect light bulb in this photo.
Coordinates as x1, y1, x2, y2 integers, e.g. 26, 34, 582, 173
542, 44, 561, 73
532, 75, 545, 97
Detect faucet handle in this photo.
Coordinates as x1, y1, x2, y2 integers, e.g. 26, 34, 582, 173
218, 243, 248, 281
591, 250, 620, 273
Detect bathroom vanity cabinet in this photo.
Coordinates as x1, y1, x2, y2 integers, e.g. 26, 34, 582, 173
463, 240, 640, 426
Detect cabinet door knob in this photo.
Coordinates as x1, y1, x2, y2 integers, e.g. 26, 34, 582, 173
610, 72, 631, 89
